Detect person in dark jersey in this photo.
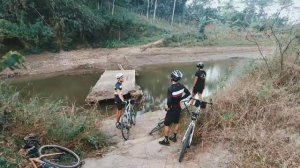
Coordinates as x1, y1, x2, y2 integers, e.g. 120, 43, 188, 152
114, 73, 125, 129
192, 62, 206, 100
159, 70, 191, 146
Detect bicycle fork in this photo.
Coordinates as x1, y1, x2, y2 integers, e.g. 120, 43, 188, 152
182, 121, 195, 146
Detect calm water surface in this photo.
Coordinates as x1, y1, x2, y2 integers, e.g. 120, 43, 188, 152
10, 59, 251, 114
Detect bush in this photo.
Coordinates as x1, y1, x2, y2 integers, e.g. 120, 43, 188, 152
194, 54, 300, 167
0, 83, 109, 165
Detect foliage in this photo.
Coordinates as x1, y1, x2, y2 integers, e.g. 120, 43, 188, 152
0, 51, 25, 71
191, 30, 300, 167
0, 83, 109, 165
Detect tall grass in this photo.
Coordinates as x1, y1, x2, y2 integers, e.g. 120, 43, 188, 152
194, 50, 300, 166
0, 84, 109, 165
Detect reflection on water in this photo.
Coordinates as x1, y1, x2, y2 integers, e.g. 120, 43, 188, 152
10, 73, 101, 106
10, 59, 251, 114
137, 59, 251, 112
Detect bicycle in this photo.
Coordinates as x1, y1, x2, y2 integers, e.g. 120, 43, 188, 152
120, 99, 137, 140
178, 98, 213, 162
24, 134, 84, 168
148, 100, 191, 135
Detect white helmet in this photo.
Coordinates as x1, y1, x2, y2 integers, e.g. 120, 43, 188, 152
171, 70, 183, 82
116, 73, 124, 79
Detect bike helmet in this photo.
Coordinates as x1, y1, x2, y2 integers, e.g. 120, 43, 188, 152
116, 73, 124, 79
196, 62, 204, 69
170, 70, 183, 82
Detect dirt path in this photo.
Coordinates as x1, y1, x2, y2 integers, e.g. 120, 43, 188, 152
84, 110, 233, 168
1, 46, 273, 77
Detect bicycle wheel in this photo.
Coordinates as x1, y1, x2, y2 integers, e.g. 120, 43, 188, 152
121, 115, 130, 140
179, 128, 192, 162
130, 111, 136, 126
149, 120, 164, 135
38, 145, 81, 168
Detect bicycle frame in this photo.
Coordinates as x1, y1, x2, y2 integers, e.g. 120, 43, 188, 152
123, 101, 133, 124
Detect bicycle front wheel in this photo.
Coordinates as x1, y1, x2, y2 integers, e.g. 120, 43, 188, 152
38, 145, 81, 168
121, 115, 130, 140
130, 112, 136, 126
179, 129, 192, 162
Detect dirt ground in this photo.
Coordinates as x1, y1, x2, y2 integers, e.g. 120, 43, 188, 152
1, 46, 273, 77
84, 110, 233, 168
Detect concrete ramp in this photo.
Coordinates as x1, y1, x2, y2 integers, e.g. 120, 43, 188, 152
86, 70, 139, 104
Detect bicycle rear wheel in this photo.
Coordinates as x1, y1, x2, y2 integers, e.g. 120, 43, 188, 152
121, 115, 130, 140
149, 120, 164, 135
38, 145, 81, 168
179, 128, 192, 162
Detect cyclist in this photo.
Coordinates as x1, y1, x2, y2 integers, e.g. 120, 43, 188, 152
114, 73, 125, 129
192, 62, 206, 101
159, 70, 191, 146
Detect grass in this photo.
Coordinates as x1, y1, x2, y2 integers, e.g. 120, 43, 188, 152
192, 49, 300, 166
0, 83, 109, 166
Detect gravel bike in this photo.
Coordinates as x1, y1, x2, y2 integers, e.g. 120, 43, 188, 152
24, 134, 84, 168
179, 98, 213, 162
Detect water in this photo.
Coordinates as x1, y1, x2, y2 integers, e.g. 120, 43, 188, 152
10, 59, 251, 113
137, 59, 249, 112
10, 73, 101, 106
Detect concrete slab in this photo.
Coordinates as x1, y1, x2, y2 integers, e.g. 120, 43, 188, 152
86, 70, 137, 104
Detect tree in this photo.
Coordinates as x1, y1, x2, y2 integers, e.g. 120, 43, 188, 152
112, 0, 116, 15
153, 0, 158, 22
171, 0, 177, 26
147, 0, 150, 19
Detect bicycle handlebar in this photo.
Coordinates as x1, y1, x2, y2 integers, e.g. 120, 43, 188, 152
189, 98, 213, 105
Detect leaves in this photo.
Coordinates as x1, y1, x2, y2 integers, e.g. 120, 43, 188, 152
0, 51, 26, 71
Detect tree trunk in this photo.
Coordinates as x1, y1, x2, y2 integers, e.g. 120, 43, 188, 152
147, 0, 150, 19
112, 0, 115, 15
153, 0, 158, 22
171, 0, 176, 26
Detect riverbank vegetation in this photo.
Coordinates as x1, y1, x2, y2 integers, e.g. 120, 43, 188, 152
0, 0, 291, 54
0, 83, 109, 166
194, 22, 300, 167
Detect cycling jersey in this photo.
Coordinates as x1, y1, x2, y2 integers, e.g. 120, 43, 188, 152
194, 69, 206, 89
114, 82, 122, 94
167, 83, 191, 109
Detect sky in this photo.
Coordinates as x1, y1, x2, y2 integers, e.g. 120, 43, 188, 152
187, 0, 300, 23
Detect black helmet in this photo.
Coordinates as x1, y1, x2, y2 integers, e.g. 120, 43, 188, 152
171, 70, 183, 82
196, 62, 204, 69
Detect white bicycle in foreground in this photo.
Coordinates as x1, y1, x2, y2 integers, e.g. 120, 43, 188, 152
179, 98, 213, 162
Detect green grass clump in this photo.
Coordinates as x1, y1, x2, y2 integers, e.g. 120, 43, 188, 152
0, 83, 109, 165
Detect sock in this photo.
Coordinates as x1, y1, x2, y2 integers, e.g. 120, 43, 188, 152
165, 136, 169, 141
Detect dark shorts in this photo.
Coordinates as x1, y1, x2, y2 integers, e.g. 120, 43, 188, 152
115, 102, 123, 110
164, 108, 181, 126
193, 87, 204, 94
114, 95, 123, 110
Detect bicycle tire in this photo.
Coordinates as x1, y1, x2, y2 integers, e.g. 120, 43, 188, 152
130, 110, 136, 126
121, 115, 130, 140
149, 121, 164, 135
38, 145, 81, 168
179, 128, 192, 162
